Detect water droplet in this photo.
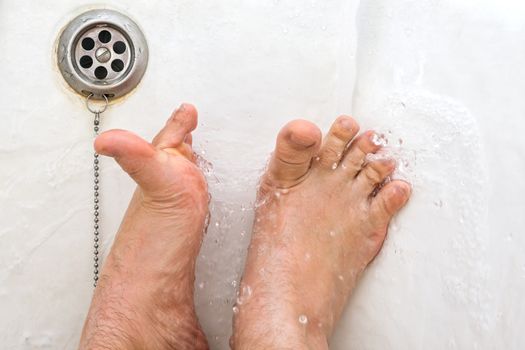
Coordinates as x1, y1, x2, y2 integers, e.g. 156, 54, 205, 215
331, 162, 338, 170
196, 154, 213, 174
371, 133, 387, 147
236, 285, 253, 305
390, 221, 399, 231
341, 164, 347, 170
233, 306, 239, 314
242, 285, 252, 297
329, 231, 336, 237
305, 253, 311, 261
315, 156, 321, 162
299, 314, 308, 325
338, 275, 344, 281
275, 191, 281, 198
281, 188, 290, 194
198, 282, 205, 289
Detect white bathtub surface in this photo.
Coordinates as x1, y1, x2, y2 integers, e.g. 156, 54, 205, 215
0, 0, 524, 349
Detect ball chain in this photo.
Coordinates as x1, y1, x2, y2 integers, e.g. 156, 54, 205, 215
86, 93, 108, 288
93, 112, 101, 287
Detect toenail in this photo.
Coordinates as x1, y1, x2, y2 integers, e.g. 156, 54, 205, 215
384, 158, 397, 169
395, 183, 411, 197
339, 117, 354, 131
290, 132, 316, 148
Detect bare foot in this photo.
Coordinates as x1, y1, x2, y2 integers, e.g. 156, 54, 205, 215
79, 104, 209, 350
232, 117, 411, 349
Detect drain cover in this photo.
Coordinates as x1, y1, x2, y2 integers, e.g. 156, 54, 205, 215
57, 9, 148, 100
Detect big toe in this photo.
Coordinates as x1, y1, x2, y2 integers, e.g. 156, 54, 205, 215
95, 129, 164, 192
370, 180, 411, 227
265, 119, 322, 188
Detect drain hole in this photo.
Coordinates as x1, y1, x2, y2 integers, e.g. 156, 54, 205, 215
113, 41, 126, 54
81, 37, 95, 50
79, 55, 93, 68
94, 66, 108, 80
111, 59, 125, 72
98, 30, 112, 44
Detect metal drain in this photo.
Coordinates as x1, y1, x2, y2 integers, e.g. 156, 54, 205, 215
57, 9, 148, 100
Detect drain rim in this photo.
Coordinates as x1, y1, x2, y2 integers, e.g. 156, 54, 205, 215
57, 9, 148, 100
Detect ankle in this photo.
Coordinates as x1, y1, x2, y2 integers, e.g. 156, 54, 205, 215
80, 290, 208, 350
79, 293, 148, 349
232, 297, 329, 350
232, 321, 328, 350
80, 270, 208, 350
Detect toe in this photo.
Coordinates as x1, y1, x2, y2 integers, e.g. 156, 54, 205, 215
152, 103, 198, 149
355, 159, 396, 193
266, 119, 322, 188
370, 180, 411, 225
95, 129, 162, 191
315, 116, 359, 169
341, 131, 384, 176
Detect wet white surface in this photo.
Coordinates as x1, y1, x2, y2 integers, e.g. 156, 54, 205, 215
0, 0, 524, 348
